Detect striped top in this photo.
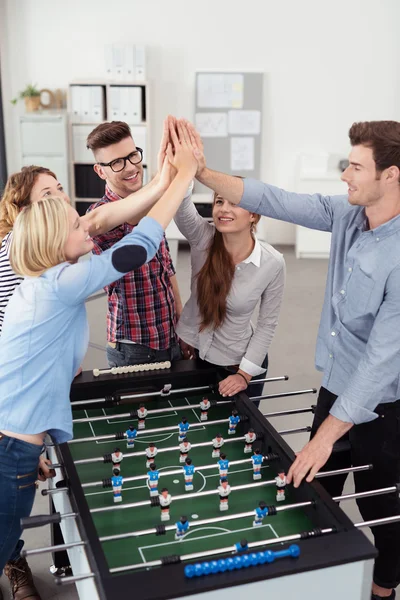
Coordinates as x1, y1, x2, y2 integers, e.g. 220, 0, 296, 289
0, 232, 23, 335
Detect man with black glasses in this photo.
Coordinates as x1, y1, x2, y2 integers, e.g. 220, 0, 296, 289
87, 120, 187, 367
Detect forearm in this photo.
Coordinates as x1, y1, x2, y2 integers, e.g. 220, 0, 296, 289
196, 167, 244, 205
170, 274, 183, 318
313, 414, 353, 445
147, 171, 194, 229
84, 180, 163, 236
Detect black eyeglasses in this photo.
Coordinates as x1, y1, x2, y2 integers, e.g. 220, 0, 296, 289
98, 148, 143, 172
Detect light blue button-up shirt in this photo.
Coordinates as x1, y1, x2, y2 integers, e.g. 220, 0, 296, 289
241, 178, 400, 425
0, 217, 163, 444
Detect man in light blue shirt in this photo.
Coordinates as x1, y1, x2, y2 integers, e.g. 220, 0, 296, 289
184, 118, 400, 600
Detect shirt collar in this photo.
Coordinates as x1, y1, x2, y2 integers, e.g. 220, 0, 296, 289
242, 237, 261, 267
105, 184, 121, 202
354, 206, 400, 238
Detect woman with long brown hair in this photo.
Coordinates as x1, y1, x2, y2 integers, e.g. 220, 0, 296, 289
174, 180, 285, 400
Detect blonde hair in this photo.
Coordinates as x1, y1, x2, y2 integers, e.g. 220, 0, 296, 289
0, 166, 57, 242
10, 197, 69, 277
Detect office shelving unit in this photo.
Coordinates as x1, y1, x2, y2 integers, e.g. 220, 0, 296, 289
67, 81, 151, 214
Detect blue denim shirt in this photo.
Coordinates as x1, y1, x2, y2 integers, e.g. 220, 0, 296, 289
0, 217, 163, 443
241, 178, 400, 425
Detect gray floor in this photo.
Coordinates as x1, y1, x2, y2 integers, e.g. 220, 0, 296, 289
1, 245, 375, 599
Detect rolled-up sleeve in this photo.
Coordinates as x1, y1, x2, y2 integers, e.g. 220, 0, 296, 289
330, 264, 400, 424
240, 178, 346, 232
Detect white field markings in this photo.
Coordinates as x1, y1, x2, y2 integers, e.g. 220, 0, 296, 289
102, 399, 178, 425
83, 397, 206, 446
138, 523, 279, 563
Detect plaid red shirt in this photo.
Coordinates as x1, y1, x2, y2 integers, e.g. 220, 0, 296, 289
87, 185, 177, 350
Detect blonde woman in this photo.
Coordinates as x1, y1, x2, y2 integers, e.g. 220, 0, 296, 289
0, 126, 197, 575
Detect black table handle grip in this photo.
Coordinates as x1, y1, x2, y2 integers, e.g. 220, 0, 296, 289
21, 512, 61, 529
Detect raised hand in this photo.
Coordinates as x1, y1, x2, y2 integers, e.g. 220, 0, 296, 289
181, 119, 206, 177
166, 116, 198, 178
157, 117, 170, 174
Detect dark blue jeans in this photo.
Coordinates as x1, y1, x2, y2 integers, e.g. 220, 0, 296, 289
0, 434, 42, 572
106, 341, 182, 368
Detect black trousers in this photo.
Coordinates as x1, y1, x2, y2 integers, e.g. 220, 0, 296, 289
311, 387, 400, 589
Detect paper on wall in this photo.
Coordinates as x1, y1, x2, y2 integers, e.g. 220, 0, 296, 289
197, 74, 244, 109
230, 137, 254, 171
228, 110, 261, 135
195, 112, 228, 137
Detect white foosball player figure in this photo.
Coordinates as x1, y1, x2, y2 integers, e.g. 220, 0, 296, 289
275, 471, 287, 502
199, 397, 211, 421
159, 488, 172, 521
244, 428, 257, 453
212, 433, 225, 458
179, 438, 191, 463
218, 478, 231, 511
111, 448, 124, 474
145, 443, 158, 469
137, 404, 148, 430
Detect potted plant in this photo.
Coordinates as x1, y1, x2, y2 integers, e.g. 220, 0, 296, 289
11, 84, 41, 112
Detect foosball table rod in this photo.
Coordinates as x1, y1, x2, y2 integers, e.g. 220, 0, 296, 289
70, 425, 312, 466
70, 375, 291, 407
81, 454, 279, 490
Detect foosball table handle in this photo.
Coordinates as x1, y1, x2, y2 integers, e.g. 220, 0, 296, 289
21, 512, 63, 529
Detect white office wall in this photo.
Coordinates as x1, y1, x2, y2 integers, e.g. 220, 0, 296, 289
1, 0, 400, 243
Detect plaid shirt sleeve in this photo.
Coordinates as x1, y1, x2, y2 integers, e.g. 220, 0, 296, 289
86, 200, 125, 255
161, 235, 176, 277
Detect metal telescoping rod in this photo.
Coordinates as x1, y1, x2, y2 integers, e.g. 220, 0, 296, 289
91, 479, 276, 515
110, 528, 335, 573
73, 400, 234, 424
250, 388, 317, 402
82, 456, 277, 490
356, 514, 400, 529
263, 407, 314, 418
55, 572, 96, 586
74, 436, 247, 466
333, 485, 399, 503
70, 375, 291, 408
100, 501, 313, 542
22, 541, 85, 558
71, 424, 313, 466
41, 488, 69, 496
69, 416, 230, 445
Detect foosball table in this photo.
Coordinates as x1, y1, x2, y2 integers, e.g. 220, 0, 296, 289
22, 360, 380, 600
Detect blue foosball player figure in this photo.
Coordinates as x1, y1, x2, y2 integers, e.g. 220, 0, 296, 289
228, 409, 240, 435
182, 457, 195, 491
251, 448, 263, 480
111, 468, 123, 503
178, 417, 190, 441
147, 463, 160, 497
234, 539, 248, 553
253, 500, 269, 526
218, 453, 229, 480
175, 515, 190, 540
126, 425, 137, 448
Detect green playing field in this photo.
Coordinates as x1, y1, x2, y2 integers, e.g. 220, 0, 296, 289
70, 394, 312, 571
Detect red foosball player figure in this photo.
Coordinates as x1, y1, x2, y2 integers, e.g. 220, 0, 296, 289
212, 433, 225, 458
111, 447, 124, 474
217, 478, 231, 511
199, 397, 211, 421
244, 428, 257, 454
179, 437, 192, 463
137, 404, 148, 430
146, 442, 158, 469
275, 471, 287, 502
159, 487, 172, 521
